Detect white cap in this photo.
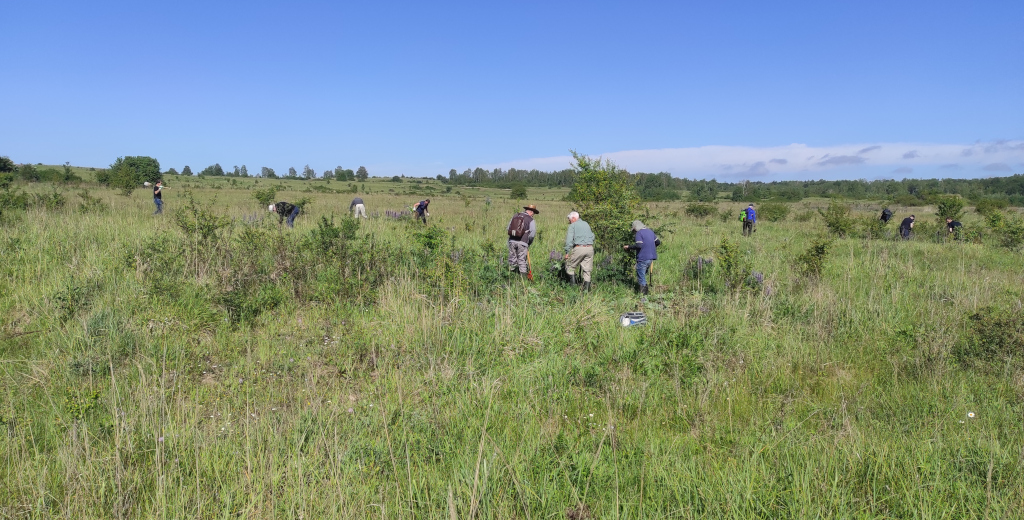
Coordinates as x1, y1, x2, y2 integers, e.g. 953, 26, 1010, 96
567, 211, 580, 220
268, 204, 275, 211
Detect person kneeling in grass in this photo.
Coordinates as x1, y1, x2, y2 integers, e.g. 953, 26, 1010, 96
269, 201, 301, 228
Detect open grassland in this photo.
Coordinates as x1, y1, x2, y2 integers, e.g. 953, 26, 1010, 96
1, 177, 1023, 518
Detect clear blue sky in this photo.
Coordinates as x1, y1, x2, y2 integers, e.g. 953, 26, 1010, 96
2, 0, 1022, 180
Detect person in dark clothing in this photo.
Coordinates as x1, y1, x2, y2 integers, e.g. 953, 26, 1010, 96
269, 202, 300, 228
506, 204, 538, 277
946, 217, 963, 238
899, 215, 915, 240
413, 199, 430, 224
624, 220, 661, 295
880, 208, 893, 223
153, 181, 163, 215
742, 204, 756, 236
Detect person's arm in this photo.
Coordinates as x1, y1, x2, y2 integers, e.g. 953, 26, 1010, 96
654, 237, 662, 247
527, 219, 536, 244
564, 224, 574, 254
349, 200, 355, 210
626, 231, 643, 251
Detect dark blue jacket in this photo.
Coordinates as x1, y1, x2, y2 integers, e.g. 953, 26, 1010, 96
631, 228, 659, 261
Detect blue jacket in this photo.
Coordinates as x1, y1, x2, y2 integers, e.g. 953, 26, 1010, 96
631, 228, 659, 261
745, 207, 756, 223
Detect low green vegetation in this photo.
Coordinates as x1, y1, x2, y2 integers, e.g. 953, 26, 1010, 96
1, 166, 1023, 517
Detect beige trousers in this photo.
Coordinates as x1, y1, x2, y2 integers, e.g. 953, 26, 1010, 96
565, 246, 594, 282
353, 204, 367, 219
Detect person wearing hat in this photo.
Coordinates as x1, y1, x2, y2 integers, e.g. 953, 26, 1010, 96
506, 204, 539, 277
269, 201, 301, 228
623, 220, 661, 295
564, 211, 595, 291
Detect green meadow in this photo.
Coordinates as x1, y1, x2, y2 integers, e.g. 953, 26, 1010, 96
1, 172, 1023, 518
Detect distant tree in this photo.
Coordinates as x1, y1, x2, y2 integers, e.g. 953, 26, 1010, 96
60, 162, 81, 183
436, 174, 446, 182
509, 185, 527, 200
356, 166, 368, 181
260, 166, 277, 179
200, 163, 225, 176
322, 169, 332, 179
448, 168, 457, 182
232, 165, 241, 176
182, 165, 193, 176
288, 167, 298, 178
18, 164, 41, 182
108, 156, 161, 184
936, 195, 965, 222
390, 176, 403, 182
303, 165, 315, 179
166, 167, 179, 176
0, 156, 15, 173
240, 165, 249, 177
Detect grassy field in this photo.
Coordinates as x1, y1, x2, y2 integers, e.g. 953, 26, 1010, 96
1, 175, 1023, 518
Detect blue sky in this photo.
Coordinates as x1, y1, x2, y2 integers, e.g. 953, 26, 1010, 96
2, 0, 1022, 180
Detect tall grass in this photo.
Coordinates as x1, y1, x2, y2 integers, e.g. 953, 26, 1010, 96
1, 179, 1022, 518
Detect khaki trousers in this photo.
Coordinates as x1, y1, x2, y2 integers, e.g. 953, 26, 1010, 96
353, 204, 367, 219
565, 246, 594, 282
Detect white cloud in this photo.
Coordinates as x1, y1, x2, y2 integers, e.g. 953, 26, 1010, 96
480, 140, 1024, 180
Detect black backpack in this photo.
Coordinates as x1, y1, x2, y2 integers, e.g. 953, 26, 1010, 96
507, 212, 531, 239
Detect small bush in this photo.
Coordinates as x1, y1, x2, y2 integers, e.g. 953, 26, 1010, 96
77, 190, 108, 213
509, 185, 527, 200
985, 212, 1024, 250
795, 235, 834, 277
954, 306, 1024, 367
758, 202, 790, 222
794, 210, 815, 222
253, 185, 282, 207
819, 200, 854, 237
858, 216, 887, 239
935, 195, 965, 222
975, 198, 1009, 216
685, 203, 717, 219
31, 189, 67, 211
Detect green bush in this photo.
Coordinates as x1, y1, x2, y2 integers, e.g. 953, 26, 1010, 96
975, 198, 1008, 216
758, 202, 790, 222
685, 203, 717, 219
252, 185, 282, 207
795, 235, 834, 277
77, 190, 108, 213
858, 216, 887, 239
509, 185, 527, 200
794, 210, 815, 222
935, 195, 965, 222
954, 306, 1024, 368
985, 212, 1024, 250
818, 200, 855, 237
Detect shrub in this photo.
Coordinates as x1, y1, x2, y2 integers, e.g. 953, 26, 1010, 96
975, 198, 1009, 216
31, 189, 66, 211
935, 195, 965, 222
77, 190, 108, 213
794, 210, 815, 222
716, 238, 747, 290
985, 212, 1024, 250
509, 185, 527, 200
795, 235, 834, 277
858, 216, 887, 239
758, 202, 790, 222
818, 199, 854, 237
0, 172, 13, 191
685, 203, 717, 219
954, 306, 1024, 368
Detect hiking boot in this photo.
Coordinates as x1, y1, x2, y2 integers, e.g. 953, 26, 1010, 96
582, 281, 592, 292
641, 285, 649, 295
568, 274, 577, 286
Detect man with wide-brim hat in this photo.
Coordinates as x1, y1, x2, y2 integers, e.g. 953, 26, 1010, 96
506, 204, 539, 278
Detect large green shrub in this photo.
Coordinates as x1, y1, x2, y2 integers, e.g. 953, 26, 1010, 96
685, 203, 717, 219
936, 195, 965, 222
758, 202, 790, 222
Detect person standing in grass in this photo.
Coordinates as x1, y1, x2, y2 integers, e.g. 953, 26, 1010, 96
742, 204, 756, 236
899, 214, 915, 240
506, 204, 539, 277
269, 201, 300, 228
152, 181, 163, 215
350, 196, 367, 219
413, 199, 430, 224
563, 211, 595, 291
623, 220, 660, 295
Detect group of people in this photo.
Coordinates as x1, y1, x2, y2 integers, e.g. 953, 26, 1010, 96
504, 204, 659, 294
262, 197, 431, 228
881, 209, 963, 240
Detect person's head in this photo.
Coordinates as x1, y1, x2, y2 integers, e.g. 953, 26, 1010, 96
946, 217, 953, 223
425, 199, 430, 203
156, 181, 162, 187
567, 211, 580, 223
523, 204, 539, 216
268, 204, 275, 212
631, 220, 645, 231
910, 215, 916, 220
748, 204, 753, 208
